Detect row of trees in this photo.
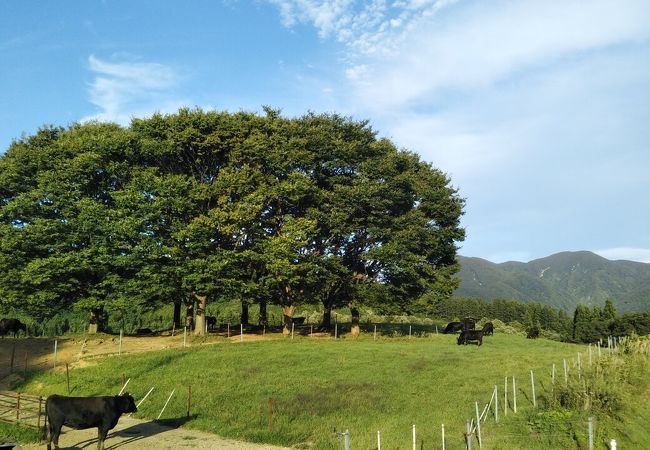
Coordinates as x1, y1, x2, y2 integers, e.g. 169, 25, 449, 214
0, 108, 465, 335
429, 296, 573, 335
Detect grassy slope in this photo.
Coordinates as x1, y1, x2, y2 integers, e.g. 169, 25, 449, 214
15, 333, 649, 450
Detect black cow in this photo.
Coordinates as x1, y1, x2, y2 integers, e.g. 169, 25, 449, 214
206, 316, 217, 330
482, 322, 494, 336
443, 321, 463, 333
526, 327, 539, 339
461, 317, 476, 331
291, 316, 306, 325
46, 393, 137, 450
0, 318, 27, 338
457, 329, 484, 346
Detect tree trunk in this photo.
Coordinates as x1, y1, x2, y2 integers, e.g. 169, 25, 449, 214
350, 306, 361, 337
194, 293, 208, 336
282, 305, 296, 335
173, 300, 182, 329
88, 308, 104, 334
321, 305, 332, 330
185, 302, 195, 331
258, 300, 268, 327
241, 300, 249, 326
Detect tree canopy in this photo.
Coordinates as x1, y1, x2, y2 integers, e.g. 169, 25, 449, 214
0, 108, 465, 334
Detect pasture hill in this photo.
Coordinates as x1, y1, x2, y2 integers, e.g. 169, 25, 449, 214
455, 251, 650, 313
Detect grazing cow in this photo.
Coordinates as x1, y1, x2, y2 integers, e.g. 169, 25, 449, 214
526, 327, 539, 339
46, 393, 137, 450
482, 322, 494, 336
291, 316, 306, 325
443, 321, 463, 334
135, 328, 152, 335
206, 316, 217, 330
0, 318, 27, 338
461, 317, 476, 331
457, 329, 484, 346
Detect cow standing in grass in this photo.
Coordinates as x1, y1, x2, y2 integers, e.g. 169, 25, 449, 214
443, 322, 463, 333
0, 318, 26, 338
457, 329, 484, 346
527, 327, 539, 339
482, 322, 494, 336
46, 393, 137, 450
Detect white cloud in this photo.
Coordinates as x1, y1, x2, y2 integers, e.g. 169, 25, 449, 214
84, 55, 186, 124
348, 0, 650, 110
594, 248, 650, 264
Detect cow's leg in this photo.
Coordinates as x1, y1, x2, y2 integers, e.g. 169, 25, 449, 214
97, 425, 109, 450
50, 421, 62, 449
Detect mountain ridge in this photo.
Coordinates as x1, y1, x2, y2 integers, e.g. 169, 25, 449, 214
455, 251, 650, 313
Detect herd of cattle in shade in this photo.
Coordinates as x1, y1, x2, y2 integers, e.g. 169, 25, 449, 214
445, 317, 540, 346
1, 316, 540, 449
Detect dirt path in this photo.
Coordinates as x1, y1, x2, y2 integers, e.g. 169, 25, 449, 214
19, 416, 292, 450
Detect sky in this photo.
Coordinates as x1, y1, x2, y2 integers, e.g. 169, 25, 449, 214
1, 0, 650, 264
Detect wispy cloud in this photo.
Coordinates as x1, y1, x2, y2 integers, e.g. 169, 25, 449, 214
84, 55, 186, 124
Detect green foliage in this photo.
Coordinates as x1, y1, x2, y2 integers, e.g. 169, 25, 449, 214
0, 421, 42, 443
0, 109, 465, 330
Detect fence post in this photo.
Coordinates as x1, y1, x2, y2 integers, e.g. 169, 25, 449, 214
16, 392, 21, 421
374, 325, 377, 340
494, 385, 498, 422
577, 352, 582, 379
157, 389, 176, 420
563, 358, 568, 385
588, 417, 594, 450
610, 439, 617, 450
343, 430, 350, 450
187, 385, 192, 418
475, 401, 482, 448
512, 376, 517, 413
10, 343, 16, 373
465, 419, 472, 450
412, 424, 416, 450
504, 376, 508, 416
37, 396, 43, 430
291, 322, 294, 339
588, 344, 592, 367
183, 327, 187, 348
53, 340, 58, 369
409, 325, 412, 339
441, 423, 445, 450
119, 330, 123, 355
335, 323, 338, 339
530, 369, 536, 407
377, 430, 381, 450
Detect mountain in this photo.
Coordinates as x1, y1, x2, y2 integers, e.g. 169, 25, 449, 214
455, 251, 650, 313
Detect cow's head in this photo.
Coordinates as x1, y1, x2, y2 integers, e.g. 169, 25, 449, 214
119, 393, 138, 414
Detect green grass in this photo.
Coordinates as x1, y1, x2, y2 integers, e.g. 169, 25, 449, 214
0, 421, 42, 443
14, 333, 650, 450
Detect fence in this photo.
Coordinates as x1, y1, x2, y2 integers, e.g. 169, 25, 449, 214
0, 391, 45, 430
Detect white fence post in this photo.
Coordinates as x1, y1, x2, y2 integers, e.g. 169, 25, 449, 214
494, 385, 498, 422
504, 376, 508, 416
475, 401, 482, 448
53, 340, 58, 369
512, 376, 517, 413
588, 417, 594, 450
412, 424, 416, 450
530, 370, 536, 407
157, 389, 175, 419
441, 424, 445, 450
119, 330, 123, 355
377, 431, 381, 450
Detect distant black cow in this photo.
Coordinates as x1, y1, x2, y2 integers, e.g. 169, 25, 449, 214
0, 318, 27, 338
46, 393, 137, 450
443, 321, 463, 333
206, 316, 217, 330
482, 322, 494, 336
291, 316, 306, 325
135, 328, 152, 335
526, 327, 539, 339
461, 317, 476, 331
458, 329, 484, 346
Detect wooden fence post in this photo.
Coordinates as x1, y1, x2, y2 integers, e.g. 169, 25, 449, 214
187, 385, 192, 418
16, 392, 21, 421
530, 370, 536, 407
37, 396, 43, 430
10, 343, 16, 373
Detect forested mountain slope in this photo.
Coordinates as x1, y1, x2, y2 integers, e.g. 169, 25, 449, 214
455, 251, 650, 313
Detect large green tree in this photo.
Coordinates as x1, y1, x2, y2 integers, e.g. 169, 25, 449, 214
0, 108, 465, 335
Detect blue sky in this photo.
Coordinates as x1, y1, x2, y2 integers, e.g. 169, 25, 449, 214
2, 0, 650, 263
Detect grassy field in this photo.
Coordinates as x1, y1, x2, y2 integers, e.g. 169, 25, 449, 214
11, 331, 650, 450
